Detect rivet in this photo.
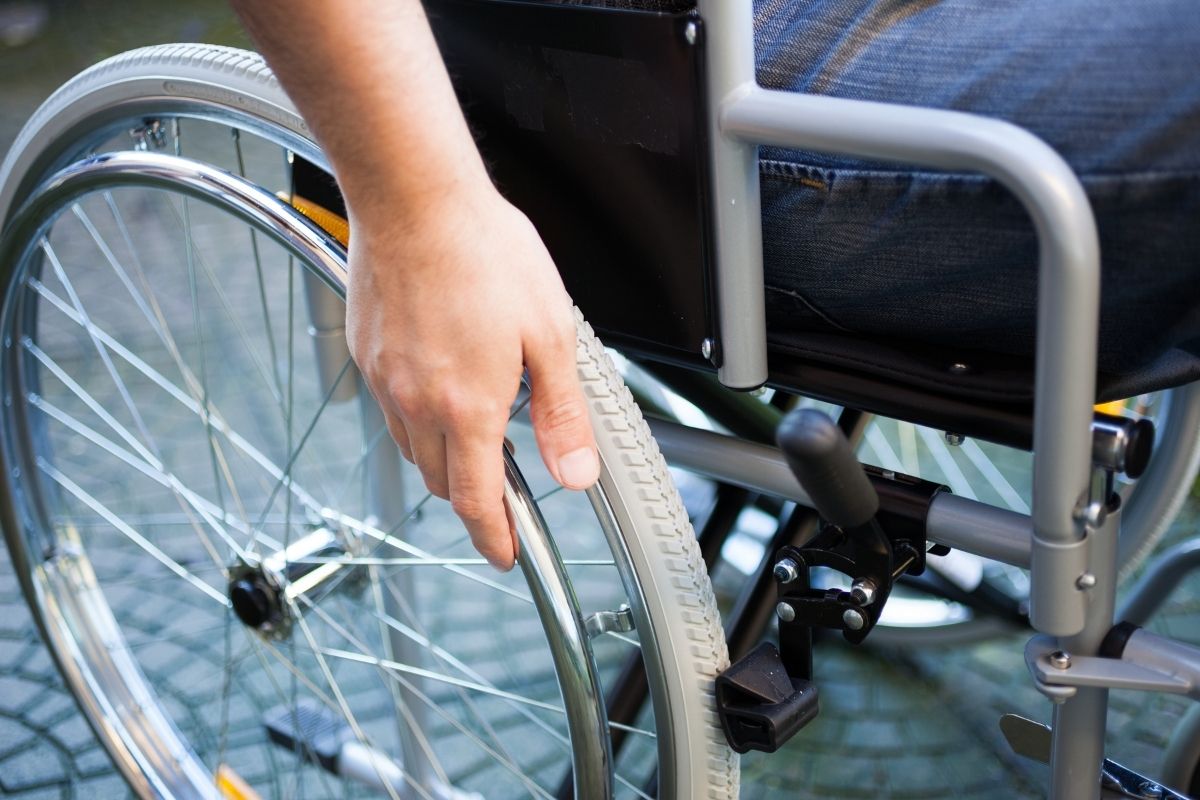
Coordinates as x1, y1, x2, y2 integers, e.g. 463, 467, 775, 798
684, 20, 698, 45
843, 608, 866, 630
700, 338, 715, 361
1076, 573, 1096, 590
776, 602, 796, 623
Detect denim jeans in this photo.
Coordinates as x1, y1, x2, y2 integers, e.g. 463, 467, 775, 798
752, 0, 1200, 381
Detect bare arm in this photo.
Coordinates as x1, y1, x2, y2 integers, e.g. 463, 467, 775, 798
231, 0, 599, 570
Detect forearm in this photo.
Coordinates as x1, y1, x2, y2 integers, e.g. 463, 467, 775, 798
230, 0, 492, 230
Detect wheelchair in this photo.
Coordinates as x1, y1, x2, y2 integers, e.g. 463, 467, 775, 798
1, 1, 1198, 798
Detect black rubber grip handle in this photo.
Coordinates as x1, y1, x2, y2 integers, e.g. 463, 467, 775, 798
776, 409, 879, 528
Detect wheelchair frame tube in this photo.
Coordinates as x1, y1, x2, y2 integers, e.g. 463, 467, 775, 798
702, 0, 1101, 638
696, 0, 769, 390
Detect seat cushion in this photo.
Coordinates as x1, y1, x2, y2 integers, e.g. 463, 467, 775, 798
753, 0, 1200, 383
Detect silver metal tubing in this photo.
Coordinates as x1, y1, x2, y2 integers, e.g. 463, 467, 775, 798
1120, 628, 1200, 704
648, 416, 813, 506
695, 0, 768, 389
0, 151, 349, 298
710, 0, 1099, 636
1049, 492, 1120, 800
648, 417, 1034, 568
926, 494, 1032, 569
719, 88, 1099, 549
1119, 539, 1200, 627
506, 451, 613, 800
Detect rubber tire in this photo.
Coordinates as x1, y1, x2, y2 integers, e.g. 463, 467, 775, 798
0, 43, 738, 800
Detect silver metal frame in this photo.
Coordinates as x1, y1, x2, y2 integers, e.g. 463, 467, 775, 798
693, 3, 1198, 797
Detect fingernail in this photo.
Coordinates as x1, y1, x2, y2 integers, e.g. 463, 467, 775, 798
558, 447, 599, 489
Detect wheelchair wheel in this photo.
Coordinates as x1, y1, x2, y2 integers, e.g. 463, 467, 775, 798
0, 45, 737, 800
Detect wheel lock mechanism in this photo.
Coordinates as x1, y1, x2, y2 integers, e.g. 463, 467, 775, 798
716, 409, 946, 754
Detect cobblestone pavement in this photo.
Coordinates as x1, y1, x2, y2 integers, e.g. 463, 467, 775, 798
3, 4, 1200, 799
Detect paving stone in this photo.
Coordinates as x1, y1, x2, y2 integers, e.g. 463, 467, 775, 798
0, 676, 41, 714
22, 692, 76, 730
47, 717, 93, 753
0, 717, 36, 759
70, 773, 132, 800
3, 786, 66, 800
0, 739, 66, 791
71, 746, 113, 777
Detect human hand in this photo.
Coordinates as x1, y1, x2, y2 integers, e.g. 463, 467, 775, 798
345, 183, 599, 571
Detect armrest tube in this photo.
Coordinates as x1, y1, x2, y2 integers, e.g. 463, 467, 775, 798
720, 88, 1098, 547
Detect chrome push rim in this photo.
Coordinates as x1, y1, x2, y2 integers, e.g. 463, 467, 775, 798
0, 149, 666, 799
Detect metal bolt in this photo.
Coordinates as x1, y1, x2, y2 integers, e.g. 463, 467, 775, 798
1138, 780, 1164, 799
842, 608, 866, 631
949, 362, 971, 375
1076, 572, 1097, 590
1048, 650, 1072, 670
700, 338, 715, 361
944, 432, 965, 446
773, 558, 800, 584
776, 602, 796, 623
684, 20, 698, 45
850, 579, 877, 607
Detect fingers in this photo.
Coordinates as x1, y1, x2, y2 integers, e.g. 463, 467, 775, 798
379, 393, 515, 570
382, 413, 414, 463
447, 427, 516, 571
526, 325, 599, 491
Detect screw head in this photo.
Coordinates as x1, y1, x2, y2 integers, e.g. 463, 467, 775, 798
776, 602, 796, 623
842, 608, 866, 631
944, 432, 965, 446
1076, 572, 1097, 590
684, 20, 698, 44
700, 338, 715, 361
949, 362, 971, 375
773, 558, 800, 584
1048, 650, 1072, 670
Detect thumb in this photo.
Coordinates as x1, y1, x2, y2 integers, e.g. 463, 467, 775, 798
526, 340, 599, 491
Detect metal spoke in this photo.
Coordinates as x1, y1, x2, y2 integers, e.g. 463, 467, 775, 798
27, 278, 327, 519
180, 177, 238, 544
328, 510, 534, 605
960, 438, 1030, 513
251, 355, 355, 537
28, 390, 259, 562
358, 573, 455, 792
916, 425, 977, 499
233, 127, 285, 400
295, 598, 554, 799
42, 234, 158, 458
38, 459, 229, 606
286, 601, 410, 800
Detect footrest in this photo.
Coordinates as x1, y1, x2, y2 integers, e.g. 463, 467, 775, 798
715, 642, 819, 754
